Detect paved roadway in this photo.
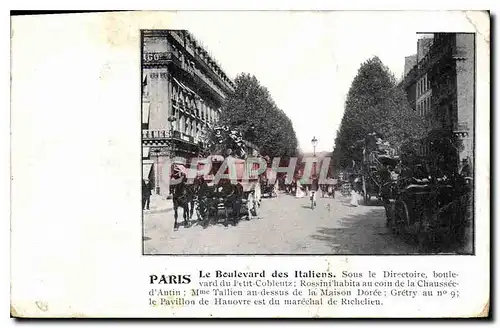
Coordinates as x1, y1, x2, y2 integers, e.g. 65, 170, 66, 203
143, 191, 419, 255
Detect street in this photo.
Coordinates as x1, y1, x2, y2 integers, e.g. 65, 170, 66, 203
143, 192, 418, 255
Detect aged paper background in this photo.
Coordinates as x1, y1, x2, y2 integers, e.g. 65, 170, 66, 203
10, 11, 489, 318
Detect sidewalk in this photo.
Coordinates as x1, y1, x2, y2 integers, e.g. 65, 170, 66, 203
143, 194, 173, 214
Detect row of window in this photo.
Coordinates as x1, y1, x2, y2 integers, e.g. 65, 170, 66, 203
142, 71, 221, 141
417, 74, 431, 97
171, 84, 218, 123
142, 71, 220, 124
171, 114, 205, 140
417, 96, 431, 118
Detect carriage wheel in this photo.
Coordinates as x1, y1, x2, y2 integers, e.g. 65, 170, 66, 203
393, 201, 409, 235
415, 220, 433, 252
362, 176, 369, 205
416, 222, 427, 250
384, 201, 392, 228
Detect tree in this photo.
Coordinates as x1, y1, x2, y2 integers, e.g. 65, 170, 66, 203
425, 129, 463, 176
372, 86, 427, 151
218, 73, 298, 158
333, 57, 426, 169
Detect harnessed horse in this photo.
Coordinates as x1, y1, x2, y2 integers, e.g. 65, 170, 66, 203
216, 179, 244, 226
172, 173, 195, 230
194, 175, 218, 226
194, 175, 244, 227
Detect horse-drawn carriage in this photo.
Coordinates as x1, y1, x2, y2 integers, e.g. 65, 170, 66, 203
356, 133, 400, 204
383, 172, 472, 252
171, 155, 262, 230
260, 168, 279, 198
196, 155, 261, 222
320, 178, 337, 198
340, 183, 352, 197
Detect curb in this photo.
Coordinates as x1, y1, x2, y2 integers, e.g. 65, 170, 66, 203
144, 207, 173, 215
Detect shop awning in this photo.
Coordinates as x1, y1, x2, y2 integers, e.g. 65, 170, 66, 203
142, 147, 150, 158
142, 102, 150, 124
143, 162, 153, 179
182, 83, 198, 97
172, 77, 185, 92
173, 77, 200, 99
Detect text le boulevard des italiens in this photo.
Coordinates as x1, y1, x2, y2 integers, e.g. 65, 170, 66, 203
147, 269, 460, 307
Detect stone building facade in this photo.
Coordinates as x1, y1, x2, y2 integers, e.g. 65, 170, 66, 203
404, 55, 417, 77
141, 30, 235, 195
400, 33, 475, 172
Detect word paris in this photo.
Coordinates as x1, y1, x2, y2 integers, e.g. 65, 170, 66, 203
161, 156, 335, 185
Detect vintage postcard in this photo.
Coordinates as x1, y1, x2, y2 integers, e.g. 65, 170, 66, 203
10, 10, 490, 318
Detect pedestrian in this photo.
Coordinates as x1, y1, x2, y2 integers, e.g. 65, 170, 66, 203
328, 178, 336, 198
142, 178, 153, 210
295, 178, 305, 198
350, 176, 361, 207
310, 176, 319, 208
350, 189, 359, 207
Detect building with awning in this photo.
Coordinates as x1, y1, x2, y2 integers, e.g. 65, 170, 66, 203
141, 29, 235, 196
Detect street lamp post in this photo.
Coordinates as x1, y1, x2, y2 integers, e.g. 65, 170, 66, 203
311, 136, 318, 157
311, 136, 318, 178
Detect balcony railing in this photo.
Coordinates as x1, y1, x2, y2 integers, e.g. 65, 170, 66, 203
169, 30, 235, 91
142, 129, 199, 144
144, 51, 227, 101
193, 67, 227, 100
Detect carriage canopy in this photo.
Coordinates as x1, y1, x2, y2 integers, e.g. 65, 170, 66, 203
189, 156, 262, 181
377, 155, 400, 167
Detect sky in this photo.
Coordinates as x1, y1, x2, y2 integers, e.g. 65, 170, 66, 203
171, 11, 438, 152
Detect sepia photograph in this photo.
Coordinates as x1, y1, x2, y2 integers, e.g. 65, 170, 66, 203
10, 10, 489, 318
141, 28, 475, 256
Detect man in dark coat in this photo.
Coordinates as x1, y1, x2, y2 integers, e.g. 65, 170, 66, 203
310, 175, 319, 208
142, 179, 153, 210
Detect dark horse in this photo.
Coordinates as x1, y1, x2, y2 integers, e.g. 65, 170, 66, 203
172, 173, 195, 230
285, 177, 296, 194
216, 180, 244, 226
193, 176, 218, 227
194, 178, 244, 227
